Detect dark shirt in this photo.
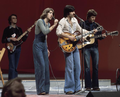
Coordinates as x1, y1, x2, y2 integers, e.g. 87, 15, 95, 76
2, 26, 28, 46
80, 20, 103, 48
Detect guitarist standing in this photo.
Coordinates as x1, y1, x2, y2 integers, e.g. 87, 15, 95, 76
2, 14, 31, 80
80, 9, 106, 91
56, 5, 97, 94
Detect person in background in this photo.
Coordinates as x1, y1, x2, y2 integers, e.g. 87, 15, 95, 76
80, 9, 106, 91
2, 14, 31, 80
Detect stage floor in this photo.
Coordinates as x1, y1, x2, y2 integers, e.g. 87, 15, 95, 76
0, 78, 119, 97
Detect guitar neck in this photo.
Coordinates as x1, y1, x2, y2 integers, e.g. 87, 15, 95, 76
91, 32, 112, 39
75, 26, 103, 40
84, 30, 94, 37
92, 34, 102, 39
77, 30, 94, 39
17, 24, 35, 41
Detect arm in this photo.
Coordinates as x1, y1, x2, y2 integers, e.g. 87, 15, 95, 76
46, 35, 50, 57
38, 19, 58, 35
49, 19, 58, 31
95, 23, 105, 40
2, 28, 8, 43
2, 27, 21, 43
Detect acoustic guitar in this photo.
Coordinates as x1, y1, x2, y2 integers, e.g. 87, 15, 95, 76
58, 26, 103, 53
77, 31, 119, 49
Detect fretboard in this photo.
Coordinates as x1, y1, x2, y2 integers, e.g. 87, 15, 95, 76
17, 24, 35, 41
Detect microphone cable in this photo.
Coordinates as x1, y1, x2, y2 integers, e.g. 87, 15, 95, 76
49, 59, 60, 94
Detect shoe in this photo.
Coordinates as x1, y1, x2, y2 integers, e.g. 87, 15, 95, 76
66, 91, 74, 94
74, 90, 81, 94
45, 93, 49, 95
74, 90, 81, 93
38, 92, 46, 95
85, 88, 91, 91
93, 87, 100, 91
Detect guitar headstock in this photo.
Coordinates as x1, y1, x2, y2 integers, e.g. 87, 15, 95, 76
97, 26, 104, 32
108, 31, 119, 36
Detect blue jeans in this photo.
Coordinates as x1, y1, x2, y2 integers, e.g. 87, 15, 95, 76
64, 47, 81, 93
33, 40, 50, 94
83, 47, 99, 88
8, 46, 21, 80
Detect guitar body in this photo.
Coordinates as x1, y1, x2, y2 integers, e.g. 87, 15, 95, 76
58, 32, 80, 53
5, 21, 36, 53
6, 43, 16, 53
6, 41, 22, 53
77, 34, 95, 49
58, 26, 104, 53
77, 30, 119, 49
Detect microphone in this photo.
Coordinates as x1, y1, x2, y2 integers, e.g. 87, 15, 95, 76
52, 16, 55, 20
74, 14, 84, 22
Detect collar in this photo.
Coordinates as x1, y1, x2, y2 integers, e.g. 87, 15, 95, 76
9, 25, 19, 29
65, 17, 76, 23
85, 20, 95, 25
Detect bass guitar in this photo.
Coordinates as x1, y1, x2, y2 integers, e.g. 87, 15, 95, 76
77, 31, 119, 49
6, 21, 36, 53
58, 26, 103, 53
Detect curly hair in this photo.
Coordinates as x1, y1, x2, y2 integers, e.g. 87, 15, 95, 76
87, 9, 97, 20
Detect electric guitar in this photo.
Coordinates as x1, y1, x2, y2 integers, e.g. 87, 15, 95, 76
58, 26, 103, 53
6, 21, 36, 53
77, 31, 119, 49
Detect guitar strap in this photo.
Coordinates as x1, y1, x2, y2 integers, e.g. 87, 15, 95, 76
41, 19, 50, 41
42, 19, 50, 27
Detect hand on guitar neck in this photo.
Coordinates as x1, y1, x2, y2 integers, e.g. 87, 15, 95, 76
80, 28, 102, 42
93, 29, 98, 34
27, 28, 32, 33
26, 28, 32, 36
26, 21, 37, 35
10, 37, 19, 41
102, 33, 107, 37
6, 21, 37, 53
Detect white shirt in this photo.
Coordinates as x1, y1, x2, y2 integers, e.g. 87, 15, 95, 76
56, 17, 88, 36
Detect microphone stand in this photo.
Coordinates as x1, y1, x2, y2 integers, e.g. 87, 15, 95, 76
75, 14, 86, 94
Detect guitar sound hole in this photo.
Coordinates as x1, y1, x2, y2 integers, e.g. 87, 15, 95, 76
86, 36, 90, 41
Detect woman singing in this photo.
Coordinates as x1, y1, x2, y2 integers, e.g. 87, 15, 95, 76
33, 8, 58, 95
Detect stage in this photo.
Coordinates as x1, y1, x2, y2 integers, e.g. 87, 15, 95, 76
0, 74, 118, 97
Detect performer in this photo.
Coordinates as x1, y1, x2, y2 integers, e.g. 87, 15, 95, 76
2, 14, 31, 80
56, 5, 97, 94
33, 8, 58, 95
80, 9, 106, 91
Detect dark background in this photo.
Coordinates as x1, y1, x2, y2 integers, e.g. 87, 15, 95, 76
0, 0, 120, 83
